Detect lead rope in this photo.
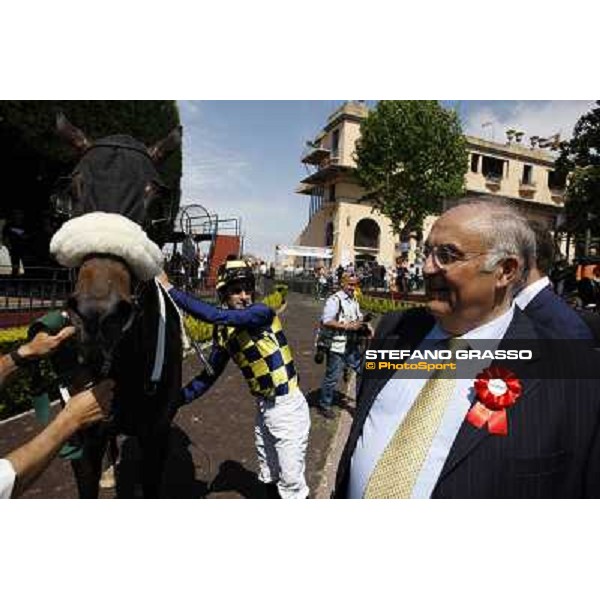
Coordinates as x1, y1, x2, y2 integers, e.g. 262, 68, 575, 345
155, 279, 215, 378
151, 279, 168, 383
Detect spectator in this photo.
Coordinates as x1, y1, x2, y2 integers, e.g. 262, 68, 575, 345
578, 265, 600, 309
2, 209, 27, 277
318, 274, 373, 419
515, 220, 595, 340
335, 200, 600, 498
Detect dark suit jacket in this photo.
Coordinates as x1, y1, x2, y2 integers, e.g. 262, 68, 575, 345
334, 308, 600, 498
524, 285, 593, 340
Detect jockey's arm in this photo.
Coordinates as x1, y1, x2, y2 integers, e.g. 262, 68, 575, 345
168, 288, 274, 328
181, 344, 229, 404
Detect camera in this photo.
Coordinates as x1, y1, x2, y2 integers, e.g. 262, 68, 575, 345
314, 348, 326, 364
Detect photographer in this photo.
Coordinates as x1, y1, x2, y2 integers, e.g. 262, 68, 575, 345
317, 274, 373, 419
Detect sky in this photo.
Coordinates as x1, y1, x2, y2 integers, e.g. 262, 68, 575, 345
177, 100, 596, 261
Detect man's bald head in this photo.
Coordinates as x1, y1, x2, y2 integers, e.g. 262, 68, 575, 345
423, 200, 535, 334
440, 200, 534, 279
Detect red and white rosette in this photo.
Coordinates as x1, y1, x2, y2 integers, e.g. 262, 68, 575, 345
467, 366, 522, 436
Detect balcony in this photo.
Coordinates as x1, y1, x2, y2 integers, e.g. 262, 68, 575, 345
300, 155, 350, 186
519, 180, 537, 197
295, 183, 316, 195
549, 187, 565, 204
301, 144, 331, 165
484, 174, 502, 191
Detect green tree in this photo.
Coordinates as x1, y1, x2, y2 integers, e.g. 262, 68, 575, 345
555, 101, 600, 248
354, 101, 467, 234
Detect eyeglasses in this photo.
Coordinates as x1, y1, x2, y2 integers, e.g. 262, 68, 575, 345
423, 244, 488, 270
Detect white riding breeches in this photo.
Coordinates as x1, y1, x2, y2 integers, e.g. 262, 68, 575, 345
255, 389, 311, 499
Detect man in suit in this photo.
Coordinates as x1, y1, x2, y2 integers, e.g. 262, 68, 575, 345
334, 200, 600, 498
515, 220, 594, 340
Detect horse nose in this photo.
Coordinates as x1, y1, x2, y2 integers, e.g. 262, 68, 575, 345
67, 295, 101, 337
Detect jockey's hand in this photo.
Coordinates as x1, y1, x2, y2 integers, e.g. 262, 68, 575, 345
18, 326, 77, 361
156, 271, 173, 291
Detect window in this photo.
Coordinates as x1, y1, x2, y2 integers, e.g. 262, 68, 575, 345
481, 155, 504, 180
522, 164, 533, 185
470, 153, 480, 173
325, 222, 334, 246
331, 129, 340, 158
548, 169, 566, 190
354, 218, 380, 249
328, 184, 336, 203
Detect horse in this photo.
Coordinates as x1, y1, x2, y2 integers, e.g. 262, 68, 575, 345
51, 114, 183, 498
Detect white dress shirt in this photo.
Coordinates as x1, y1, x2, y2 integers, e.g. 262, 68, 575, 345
0, 458, 16, 499
349, 306, 515, 498
514, 276, 551, 310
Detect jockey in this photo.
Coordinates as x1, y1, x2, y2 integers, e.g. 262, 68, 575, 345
157, 259, 311, 499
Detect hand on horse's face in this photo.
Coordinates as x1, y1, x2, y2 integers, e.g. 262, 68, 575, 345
19, 326, 77, 360
64, 379, 116, 429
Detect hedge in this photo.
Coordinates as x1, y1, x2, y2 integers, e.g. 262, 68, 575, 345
358, 293, 423, 315
0, 286, 288, 420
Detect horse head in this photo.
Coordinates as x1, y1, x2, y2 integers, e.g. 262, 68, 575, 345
50, 113, 184, 498
65, 254, 138, 374
54, 113, 182, 228
53, 113, 179, 376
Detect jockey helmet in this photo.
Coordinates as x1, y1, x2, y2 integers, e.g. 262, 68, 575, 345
216, 259, 255, 297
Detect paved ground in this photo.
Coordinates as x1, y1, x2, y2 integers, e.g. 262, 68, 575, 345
0, 292, 354, 499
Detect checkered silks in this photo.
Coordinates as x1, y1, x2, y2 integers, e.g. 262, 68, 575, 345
216, 315, 299, 398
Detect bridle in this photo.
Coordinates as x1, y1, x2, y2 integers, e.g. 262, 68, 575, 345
50, 140, 172, 223
69, 253, 145, 378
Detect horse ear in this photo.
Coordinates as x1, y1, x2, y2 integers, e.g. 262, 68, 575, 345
148, 126, 182, 164
56, 113, 91, 153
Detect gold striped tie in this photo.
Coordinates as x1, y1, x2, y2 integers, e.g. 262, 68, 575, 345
364, 338, 465, 499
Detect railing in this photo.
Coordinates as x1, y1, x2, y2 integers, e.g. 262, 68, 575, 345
0, 267, 75, 313
484, 173, 502, 183
301, 145, 330, 165
519, 179, 537, 189
275, 271, 425, 296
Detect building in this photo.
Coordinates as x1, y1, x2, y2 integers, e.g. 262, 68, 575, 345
293, 101, 567, 270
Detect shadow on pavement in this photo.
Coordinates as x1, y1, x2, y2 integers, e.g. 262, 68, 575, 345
115, 426, 209, 498
305, 388, 355, 418
208, 459, 269, 498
